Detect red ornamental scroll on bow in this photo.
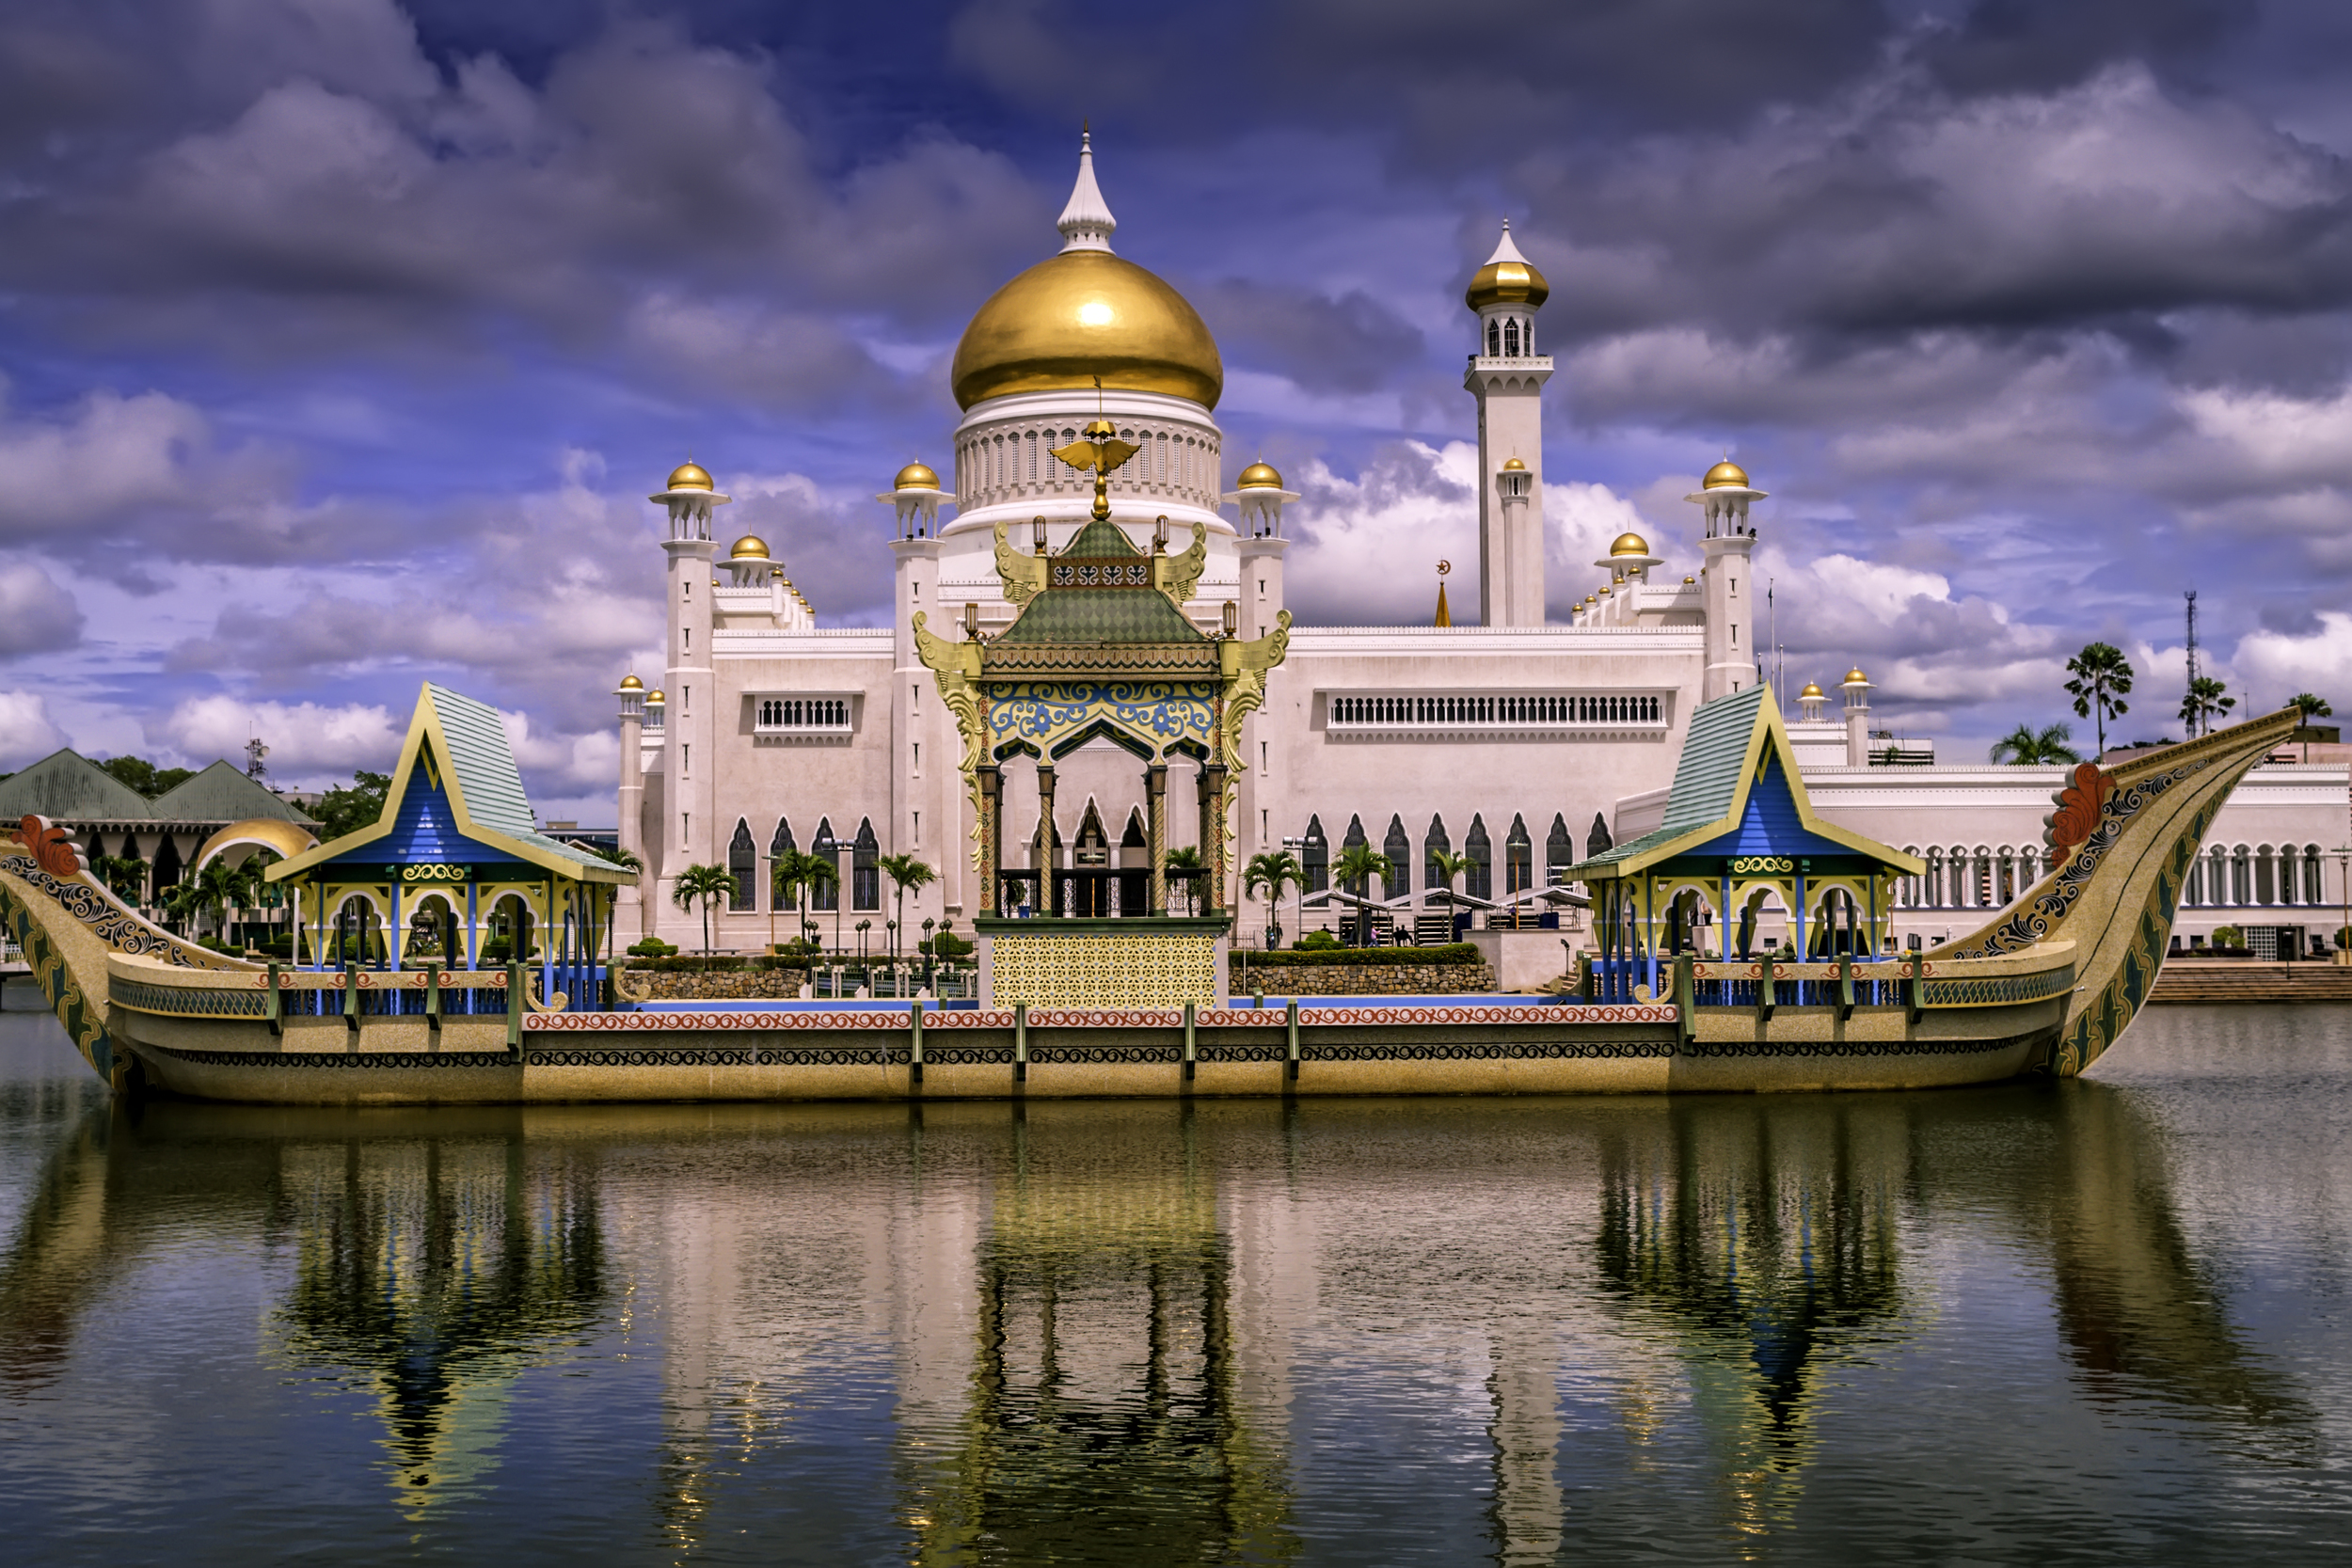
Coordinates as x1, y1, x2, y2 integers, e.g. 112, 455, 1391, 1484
2042, 763, 2113, 859
8, 816, 87, 879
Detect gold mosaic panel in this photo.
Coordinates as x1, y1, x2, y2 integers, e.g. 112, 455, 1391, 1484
991, 931, 1220, 1008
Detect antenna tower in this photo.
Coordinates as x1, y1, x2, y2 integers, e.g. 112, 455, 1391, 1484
2184, 591, 2200, 737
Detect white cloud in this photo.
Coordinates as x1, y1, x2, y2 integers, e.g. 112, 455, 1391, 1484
1282, 440, 1477, 625
2225, 613, 2352, 716
0, 562, 84, 656
151, 695, 401, 778
0, 691, 69, 768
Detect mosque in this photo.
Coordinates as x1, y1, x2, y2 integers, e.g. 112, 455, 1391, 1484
614, 137, 2349, 964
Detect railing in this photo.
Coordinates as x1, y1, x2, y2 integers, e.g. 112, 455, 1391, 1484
1327, 691, 1667, 735
1579, 951, 2074, 1011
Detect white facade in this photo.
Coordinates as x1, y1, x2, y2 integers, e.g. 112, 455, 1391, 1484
616, 142, 2351, 958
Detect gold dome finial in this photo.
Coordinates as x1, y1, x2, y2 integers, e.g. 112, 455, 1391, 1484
1703, 457, 1750, 490
646, 688, 666, 705
1609, 531, 1651, 558
1843, 667, 1869, 686
617, 673, 644, 691
1799, 680, 1823, 700
666, 459, 714, 492
729, 535, 770, 561
1466, 220, 1550, 311
1502, 455, 1527, 472
1236, 460, 1283, 489
893, 461, 939, 491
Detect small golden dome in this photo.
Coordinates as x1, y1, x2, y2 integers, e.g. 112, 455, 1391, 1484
894, 461, 940, 490
729, 535, 771, 562
951, 250, 1223, 410
1598, 584, 1612, 596
1683, 576, 1695, 584
646, 689, 666, 705
618, 673, 644, 691
667, 461, 714, 492
1236, 461, 1283, 489
1609, 531, 1650, 558
1703, 459, 1750, 490
1465, 223, 1550, 310
1502, 456, 1528, 472
1844, 667, 1869, 685
1799, 681, 1824, 700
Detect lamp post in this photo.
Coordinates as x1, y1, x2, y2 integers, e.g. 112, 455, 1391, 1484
762, 849, 776, 956
1282, 834, 1306, 952
2335, 846, 2352, 966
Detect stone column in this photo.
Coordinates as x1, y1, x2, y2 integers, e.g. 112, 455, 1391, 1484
977, 765, 1001, 915
1146, 763, 1168, 915
1033, 763, 1057, 917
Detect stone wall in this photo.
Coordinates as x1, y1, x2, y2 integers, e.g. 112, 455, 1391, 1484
618, 967, 808, 1001
1226, 960, 1498, 997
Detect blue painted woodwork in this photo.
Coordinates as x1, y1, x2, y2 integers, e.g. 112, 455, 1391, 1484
323, 772, 529, 871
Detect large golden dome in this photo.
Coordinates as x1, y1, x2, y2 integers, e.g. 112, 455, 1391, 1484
951, 249, 1223, 411
1466, 221, 1550, 310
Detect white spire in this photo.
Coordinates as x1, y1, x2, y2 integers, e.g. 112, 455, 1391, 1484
1057, 129, 1117, 253
1484, 217, 1530, 267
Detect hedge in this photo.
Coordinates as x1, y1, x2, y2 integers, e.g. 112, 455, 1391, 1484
1231, 943, 1483, 969
622, 954, 809, 974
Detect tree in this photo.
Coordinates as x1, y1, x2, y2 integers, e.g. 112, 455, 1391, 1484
876, 853, 936, 954
1331, 843, 1393, 901
165, 856, 261, 941
1243, 849, 1304, 947
2180, 676, 2235, 737
2293, 692, 2334, 761
771, 849, 837, 951
670, 863, 738, 955
92, 853, 148, 903
312, 769, 392, 840
587, 844, 644, 874
99, 755, 197, 798
1427, 848, 1472, 941
1163, 846, 1206, 916
2064, 642, 2134, 756
1987, 722, 2082, 766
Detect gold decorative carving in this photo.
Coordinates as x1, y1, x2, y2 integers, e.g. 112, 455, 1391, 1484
914, 610, 993, 868
1159, 519, 1208, 607
993, 520, 1046, 608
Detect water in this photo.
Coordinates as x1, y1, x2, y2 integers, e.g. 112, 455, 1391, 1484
3, 990, 2350, 1565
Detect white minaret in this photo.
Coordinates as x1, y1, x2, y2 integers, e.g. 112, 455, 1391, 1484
1464, 221, 1552, 627
880, 461, 956, 912
1226, 461, 1296, 899
1842, 667, 1875, 764
654, 460, 727, 936
615, 673, 646, 934
1685, 459, 1766, 702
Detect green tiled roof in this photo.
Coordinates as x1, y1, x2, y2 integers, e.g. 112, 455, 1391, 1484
149, 760, 319, 827
1661, 683, 1767, 834
0, 750, 156, 822
1063, 517, 1141, 556
996, 581, 1207, 644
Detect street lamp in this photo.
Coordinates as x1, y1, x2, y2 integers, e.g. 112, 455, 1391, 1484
2334, 846, 2352, 966
1282, 834, 1307, 952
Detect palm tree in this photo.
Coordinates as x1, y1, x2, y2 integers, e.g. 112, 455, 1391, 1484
2180, 676, 2234, 736
670, 863, 738, 955
1243, 849, 1303, 948
2293, 692, 2333, 761
92, 854, 147, 903
1331, 843, 1393, 901
1163, 846, 1206, 916
2064, 642, 2134, 756
164, 857, 260, 942
1427, 847, 1472, 942
771, 851, 838, 953
1987, 721, 2081, 766
877, 853, 935, 954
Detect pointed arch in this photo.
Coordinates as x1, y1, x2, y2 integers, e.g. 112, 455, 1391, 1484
1383, 815, 1412, 897
852, 817, 880, 910
1302, 815, 1328, 893
1546, 814, 1573, 888
811, 817, 839, 910
727, 817, 757, 910
1465, 815, 1493, 901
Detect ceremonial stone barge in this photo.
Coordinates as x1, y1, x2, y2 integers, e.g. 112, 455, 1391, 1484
0, 673, 2299, 1103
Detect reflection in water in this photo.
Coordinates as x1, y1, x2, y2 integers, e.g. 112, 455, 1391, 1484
264, 1115, 606, 1514
0, 1005, 2343, 1563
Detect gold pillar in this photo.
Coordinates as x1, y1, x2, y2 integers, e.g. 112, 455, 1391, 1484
1198, 763, 1229, 916
1146, 763, 1168, 915
977, 765, 1001, 915
1034, 762, 1057, 918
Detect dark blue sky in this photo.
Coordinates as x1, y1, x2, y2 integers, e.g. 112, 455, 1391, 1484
2, 0, 2349, 810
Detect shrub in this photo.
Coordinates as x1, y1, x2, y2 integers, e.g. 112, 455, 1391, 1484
2211, 926, 2243, 948
1233, 942, 1485, 969
923, 931, 974, 959
1295, 929, 1342, 951
627, 937, 679, 958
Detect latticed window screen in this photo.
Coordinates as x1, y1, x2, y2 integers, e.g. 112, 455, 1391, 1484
852, 819, 881, 911
1383, 816, 1411, 897
1466, 816, 1493, 901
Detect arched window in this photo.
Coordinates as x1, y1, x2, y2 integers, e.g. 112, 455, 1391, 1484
1383, 815, 1412, 898
2231, 845, 2251, 906
811, 818, 840, 911
1424, 814, 1452, 897
1505, 813, 1533, 895
2307, 846, 2325, 905
852, 818, 880, 911
728, 818, 757, 911
1302, 816, 1328, 894
1486, 319, 1501, 356
1341, 815, 1369, 895
1466, 815, 1493, 901
2256, 844, 2277, 906
1546, 814, 1574, 889
1502, 317, 1520, 356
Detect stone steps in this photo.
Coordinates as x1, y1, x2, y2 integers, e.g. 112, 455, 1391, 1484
2148, 960, 2352, 1004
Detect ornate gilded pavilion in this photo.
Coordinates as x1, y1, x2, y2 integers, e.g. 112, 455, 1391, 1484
916, 425, 1288, 1005
1564, 684, 1923, 984
266, 684, 631, 1003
